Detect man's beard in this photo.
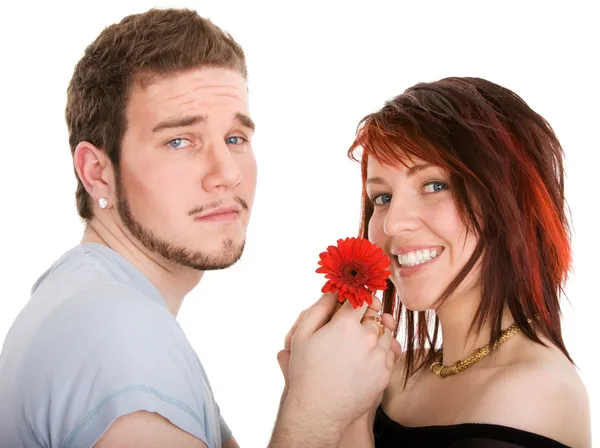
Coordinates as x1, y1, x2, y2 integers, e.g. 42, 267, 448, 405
115, 177, 246, 271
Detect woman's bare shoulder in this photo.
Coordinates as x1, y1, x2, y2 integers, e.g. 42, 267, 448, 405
460, 344, 591, 448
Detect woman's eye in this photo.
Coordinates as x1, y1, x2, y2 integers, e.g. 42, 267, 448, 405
371, 193, 392, 205
423, 181, 449, 193
167, 138, 193, 150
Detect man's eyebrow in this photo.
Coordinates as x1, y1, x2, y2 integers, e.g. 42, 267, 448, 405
235, 112, 255, 131
151, 115, 206, 133
151, 113, 255, 133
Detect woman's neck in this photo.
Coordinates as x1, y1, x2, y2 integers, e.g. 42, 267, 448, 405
436, 288, 514, 366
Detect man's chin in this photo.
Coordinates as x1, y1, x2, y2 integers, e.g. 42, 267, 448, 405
181, 240, 245, 271
196, 251, 243, 270
118, 203, 246, 271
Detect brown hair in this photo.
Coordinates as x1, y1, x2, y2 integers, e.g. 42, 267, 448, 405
349, 77, 572, 380
66, 8, 247, 220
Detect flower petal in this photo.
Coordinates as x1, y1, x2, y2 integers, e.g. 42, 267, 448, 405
317, 237, 391, 307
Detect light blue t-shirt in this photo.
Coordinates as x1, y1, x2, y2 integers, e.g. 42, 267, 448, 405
0, 242, 231, 448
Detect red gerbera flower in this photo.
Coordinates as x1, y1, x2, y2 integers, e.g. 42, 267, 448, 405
316, 237, 392, 308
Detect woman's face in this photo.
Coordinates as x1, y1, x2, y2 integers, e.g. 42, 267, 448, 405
366, 156, 480, 311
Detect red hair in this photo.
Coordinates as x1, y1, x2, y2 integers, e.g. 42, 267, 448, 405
349, 77, 572, 377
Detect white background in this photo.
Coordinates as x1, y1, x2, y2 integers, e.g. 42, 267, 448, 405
0, 1, 598, 446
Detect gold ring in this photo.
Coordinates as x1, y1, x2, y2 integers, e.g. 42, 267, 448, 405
361, 315, 385, 338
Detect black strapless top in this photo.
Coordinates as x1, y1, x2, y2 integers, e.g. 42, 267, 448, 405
373, 406, 570, 447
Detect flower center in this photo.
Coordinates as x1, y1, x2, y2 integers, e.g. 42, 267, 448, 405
340, 261, 368, 287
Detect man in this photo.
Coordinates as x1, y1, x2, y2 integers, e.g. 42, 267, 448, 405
0, 8, 397, 447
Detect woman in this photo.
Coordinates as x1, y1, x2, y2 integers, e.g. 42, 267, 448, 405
338, 77, 591, 447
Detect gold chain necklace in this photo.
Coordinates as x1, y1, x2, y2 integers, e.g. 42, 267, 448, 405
430, 322, 522, 378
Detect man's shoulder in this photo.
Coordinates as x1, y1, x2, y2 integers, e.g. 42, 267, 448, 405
26, 242, 173, 343
14, 241, 193, 376
0, 277, 203, 448
8, 282, 215, 448
32, 243, 157, 300
32, 281, 182, 359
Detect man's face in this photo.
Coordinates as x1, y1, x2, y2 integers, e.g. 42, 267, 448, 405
116, 67, 257, 270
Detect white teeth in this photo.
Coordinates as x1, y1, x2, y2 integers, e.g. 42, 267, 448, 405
397, 248, 441, 268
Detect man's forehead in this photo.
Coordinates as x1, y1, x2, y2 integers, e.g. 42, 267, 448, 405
133, 66, 247, 96
127, 67, 249, 126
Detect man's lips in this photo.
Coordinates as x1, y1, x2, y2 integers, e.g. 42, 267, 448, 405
194, 206, 241, 222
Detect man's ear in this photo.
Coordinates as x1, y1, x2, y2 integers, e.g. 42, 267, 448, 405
73, 142, 115, 209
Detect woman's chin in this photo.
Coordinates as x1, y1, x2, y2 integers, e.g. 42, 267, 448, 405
399, 298, 437, 313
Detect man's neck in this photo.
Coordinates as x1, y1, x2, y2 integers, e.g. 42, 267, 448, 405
82, 219, 203, 316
